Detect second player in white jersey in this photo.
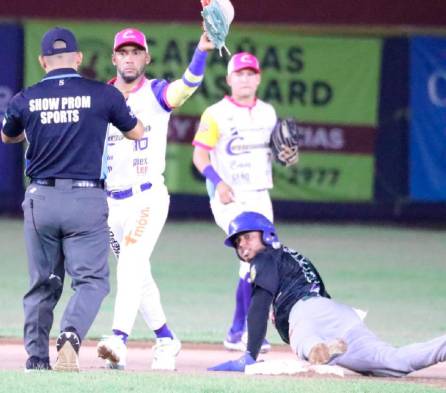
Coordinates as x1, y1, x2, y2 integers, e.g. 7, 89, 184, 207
195, 95, 277, 236
192, 52, 276, 354
97, 27, 215, 372
192, 52, 298, 354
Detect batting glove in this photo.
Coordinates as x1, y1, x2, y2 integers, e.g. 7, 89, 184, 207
207, 352, 256, 372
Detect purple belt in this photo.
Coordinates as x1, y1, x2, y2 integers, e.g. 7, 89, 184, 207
106, 182, 152, 200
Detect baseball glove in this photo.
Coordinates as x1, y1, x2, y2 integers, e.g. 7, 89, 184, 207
201, 0, 234, 56
270, 118, 301, 166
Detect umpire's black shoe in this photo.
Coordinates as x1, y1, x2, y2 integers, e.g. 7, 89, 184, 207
53, 331, 81, 372
25, 356, 51, 372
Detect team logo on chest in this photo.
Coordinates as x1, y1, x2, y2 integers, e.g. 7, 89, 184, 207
226, 135, 250, 156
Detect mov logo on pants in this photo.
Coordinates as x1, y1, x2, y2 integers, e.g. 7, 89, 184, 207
125, 207, 150, 246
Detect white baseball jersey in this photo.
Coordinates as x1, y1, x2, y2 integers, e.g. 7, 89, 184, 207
193, 96, 277, 193
106, 78, 170, 191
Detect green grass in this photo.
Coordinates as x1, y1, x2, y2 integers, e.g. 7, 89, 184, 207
1, 218, 445, 346
0, 371, 443, 393
1, 218, 445, 392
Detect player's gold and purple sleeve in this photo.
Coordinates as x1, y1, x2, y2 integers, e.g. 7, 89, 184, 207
162, 47, 208, 109
192, 110, 222, 187
192, 109, 220, 151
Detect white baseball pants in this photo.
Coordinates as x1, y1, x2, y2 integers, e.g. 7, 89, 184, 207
107, 183, 169, 334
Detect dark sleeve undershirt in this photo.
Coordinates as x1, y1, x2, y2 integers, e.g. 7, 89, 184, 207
246, 285, 273, 360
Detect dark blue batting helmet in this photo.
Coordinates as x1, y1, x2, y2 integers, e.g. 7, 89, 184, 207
224, 212, 279, 247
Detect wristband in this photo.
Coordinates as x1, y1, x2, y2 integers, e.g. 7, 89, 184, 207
188, 47, 208, 77
203, 164, 222, 187
181, 47, 207, 88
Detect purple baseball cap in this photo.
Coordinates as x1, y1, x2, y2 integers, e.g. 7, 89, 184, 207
113, 28, 148, 52
41, 27, 79, 56
227, 52, 261, 75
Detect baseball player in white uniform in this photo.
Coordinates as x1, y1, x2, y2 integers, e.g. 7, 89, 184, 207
97, 27, 214, 371
192, 52, 298, 352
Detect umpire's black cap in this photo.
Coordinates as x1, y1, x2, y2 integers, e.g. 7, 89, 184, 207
41, 27, 79, 56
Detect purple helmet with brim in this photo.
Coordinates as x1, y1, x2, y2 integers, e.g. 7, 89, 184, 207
224, 212, 279, 247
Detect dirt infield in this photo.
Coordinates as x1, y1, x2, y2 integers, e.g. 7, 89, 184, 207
1, 339, 445, 389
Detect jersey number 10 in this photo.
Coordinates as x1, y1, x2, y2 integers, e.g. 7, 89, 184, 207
134, 137, 149, 151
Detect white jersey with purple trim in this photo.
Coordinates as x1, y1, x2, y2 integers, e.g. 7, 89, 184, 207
194, 96, 277, 192
106, 78, 170, 191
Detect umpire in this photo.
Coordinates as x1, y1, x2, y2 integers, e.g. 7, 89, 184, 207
0, 27, 143, 372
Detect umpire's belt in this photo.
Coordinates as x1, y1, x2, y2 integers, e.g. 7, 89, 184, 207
31, 178, 104, 189
106, 182, 152, 200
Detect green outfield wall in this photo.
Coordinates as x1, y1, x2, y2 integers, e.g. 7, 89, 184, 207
24, 20, 381, 202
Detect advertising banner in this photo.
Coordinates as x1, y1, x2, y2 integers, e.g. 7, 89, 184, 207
26, 21, 382, 201
0, 23, 23, 212
410, 36, 446, 201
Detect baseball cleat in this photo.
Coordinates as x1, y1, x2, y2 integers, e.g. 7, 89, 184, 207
308, 339, 347, 365
224, 330, 246, 352
25, 356, 51, 372
260, 338, 272, 353
241, 331, 272, 353
151, 336, 181, 371
53, 331, 80, 372
97, 335, 127, 370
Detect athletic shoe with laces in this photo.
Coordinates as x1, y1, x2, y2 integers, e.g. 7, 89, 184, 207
223, 330, 246, 351
224, 330, 272, 353
260, 338, 272, 353
53, 331, 80, 372
25, 356, 51, 372
151, 335, 181, 371
97, 335, 127, 370
242, 331, 272, 354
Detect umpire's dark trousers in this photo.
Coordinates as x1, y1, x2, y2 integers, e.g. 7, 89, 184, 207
21, 179, 110, 359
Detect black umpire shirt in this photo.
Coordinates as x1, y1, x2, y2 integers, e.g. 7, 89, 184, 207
246, 246, 330, 359
1, 68, 137, 180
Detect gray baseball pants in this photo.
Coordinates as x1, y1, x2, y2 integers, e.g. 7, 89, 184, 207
22, 180, 110, 359
289, 296, 446, 377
